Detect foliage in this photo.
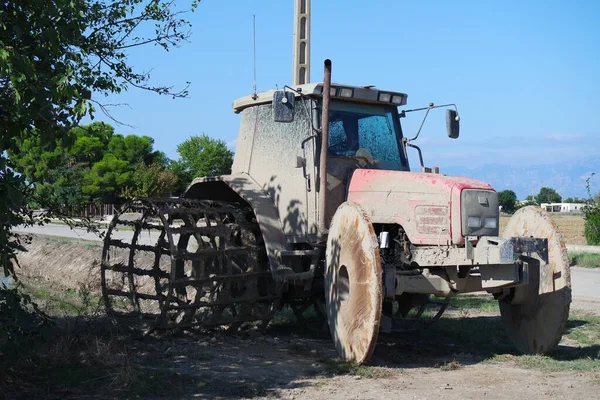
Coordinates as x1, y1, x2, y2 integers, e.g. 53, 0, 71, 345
536, 187, 562, 204
582, 174, 600, 245
82, 154, 132, 203
1, 0, 198, 346
497, 190, 517, 213
564, 197, 587, 204
172, 134, 234, 189
123, 162, 179, 198
0, 283, 53, 352
10, 122, 163, 207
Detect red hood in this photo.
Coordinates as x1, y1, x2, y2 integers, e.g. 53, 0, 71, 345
347, 169, 495, 245
348, 169, 494, 193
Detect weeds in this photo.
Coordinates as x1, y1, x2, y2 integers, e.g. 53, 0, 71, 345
569, 252, 600, 268
439, 360, 463, 371
317, 358, 392, 378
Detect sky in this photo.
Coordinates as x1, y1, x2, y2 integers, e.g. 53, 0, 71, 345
94, 0, 600, 171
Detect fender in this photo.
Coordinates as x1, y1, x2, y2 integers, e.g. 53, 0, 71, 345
184, 173, 289, 277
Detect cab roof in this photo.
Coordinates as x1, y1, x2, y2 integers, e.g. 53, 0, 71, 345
232, 82, 408, 113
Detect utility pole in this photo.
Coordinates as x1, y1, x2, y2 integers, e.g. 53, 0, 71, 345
292, 0, 311, 85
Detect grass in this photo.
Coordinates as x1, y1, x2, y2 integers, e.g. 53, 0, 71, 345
429, 296, 600, 373
439, 360, 463, 371
318, 358, 393, 378
20, 282, 102, 316
487, 310, 600, 372
569, 251, 600, 268
448, 295, 500, 313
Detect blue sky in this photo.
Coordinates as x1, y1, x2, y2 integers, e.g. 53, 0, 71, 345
95, 0, 600, 171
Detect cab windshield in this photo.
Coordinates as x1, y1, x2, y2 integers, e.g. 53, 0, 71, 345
327, 101, 408, 170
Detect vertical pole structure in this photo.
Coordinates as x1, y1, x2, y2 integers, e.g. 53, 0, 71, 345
319, 59, 332, 234
293, 0, 311, 86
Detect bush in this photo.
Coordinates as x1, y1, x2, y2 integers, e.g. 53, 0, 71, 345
583, 173, 600, 246
584, 213, 600, 245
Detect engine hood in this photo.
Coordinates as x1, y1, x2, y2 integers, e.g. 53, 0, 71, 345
347, 169, 495, 245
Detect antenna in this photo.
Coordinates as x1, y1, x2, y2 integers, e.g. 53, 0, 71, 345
251, 14, 258, 99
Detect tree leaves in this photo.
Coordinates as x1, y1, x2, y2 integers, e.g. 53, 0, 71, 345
172, 135, 233, 189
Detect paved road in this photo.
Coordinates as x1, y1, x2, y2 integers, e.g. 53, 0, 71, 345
13, 224, 600, 300
570, 267, 600, 299
14, 223, 160, 245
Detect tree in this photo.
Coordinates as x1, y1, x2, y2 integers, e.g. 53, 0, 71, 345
124, 162, 179, 198
82, 154, 131, 204
1, 0, 198, 339
108, 134, 155, 165
9, 122, 162, 208
498, 190, 517, 214
536, 187, 562, 204
173, 135, 234, 189
564, 197, 586, 204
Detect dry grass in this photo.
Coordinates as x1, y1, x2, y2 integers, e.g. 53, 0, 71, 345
500, 212, 586, 245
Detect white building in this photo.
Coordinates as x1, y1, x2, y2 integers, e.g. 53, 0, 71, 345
541, 203, 585, 213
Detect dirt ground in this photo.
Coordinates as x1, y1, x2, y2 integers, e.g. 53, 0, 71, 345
9, 234, 600, 400
59, 300, 593, 400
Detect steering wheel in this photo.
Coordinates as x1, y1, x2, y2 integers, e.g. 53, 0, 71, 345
328, 139, 349, 154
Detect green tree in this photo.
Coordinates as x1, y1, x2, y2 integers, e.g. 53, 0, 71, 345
9, 122, 163, 209
108, 134, 155, 165
82, 154, 132, 203
173, 135, 234, 189
124, 162, 179, 198
498, 190, 517, 214
564, 197, 586, 204
1, 0, 198, 291
536, 187, 562, 204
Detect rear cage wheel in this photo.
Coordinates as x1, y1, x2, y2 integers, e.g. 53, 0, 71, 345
100, 197, 281, 332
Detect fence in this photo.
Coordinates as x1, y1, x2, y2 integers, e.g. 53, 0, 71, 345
67, 203, 119, 218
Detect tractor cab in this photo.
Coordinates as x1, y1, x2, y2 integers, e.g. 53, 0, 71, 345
232, 82, 458, 235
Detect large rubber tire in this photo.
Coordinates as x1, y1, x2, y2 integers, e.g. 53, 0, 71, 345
500, 206, 571, 354
325, 202, 382, 364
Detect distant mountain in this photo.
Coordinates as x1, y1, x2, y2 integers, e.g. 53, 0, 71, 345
441, 156, 600, 200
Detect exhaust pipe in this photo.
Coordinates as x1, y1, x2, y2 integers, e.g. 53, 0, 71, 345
319, 59, 332, 235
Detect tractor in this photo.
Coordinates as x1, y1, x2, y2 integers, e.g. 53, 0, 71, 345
101, 59, 570, 364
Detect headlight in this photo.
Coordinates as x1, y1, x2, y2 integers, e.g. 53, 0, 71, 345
484, 217, 497, 229
467, 216, 481, 228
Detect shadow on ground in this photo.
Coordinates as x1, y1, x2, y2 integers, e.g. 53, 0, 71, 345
2, 305, 599, 399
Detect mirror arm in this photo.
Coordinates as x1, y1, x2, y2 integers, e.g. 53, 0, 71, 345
405, 142, 425, 169
401, 103, 460, 141
409, 105, 433, 141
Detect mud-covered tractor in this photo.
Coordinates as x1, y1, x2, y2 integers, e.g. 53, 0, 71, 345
101, 60, 570, 364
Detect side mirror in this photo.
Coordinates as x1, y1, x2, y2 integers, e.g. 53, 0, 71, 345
273, 90, 295, 122
446, 109, 460, 139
